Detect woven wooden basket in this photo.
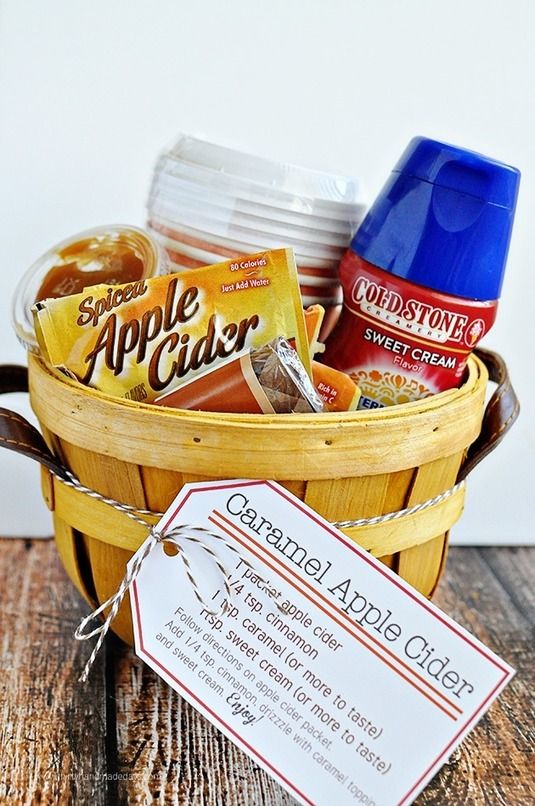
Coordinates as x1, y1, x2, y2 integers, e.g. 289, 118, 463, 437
0, 348, 517, 646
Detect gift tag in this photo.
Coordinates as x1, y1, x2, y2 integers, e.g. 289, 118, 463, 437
129, 480, 514, 806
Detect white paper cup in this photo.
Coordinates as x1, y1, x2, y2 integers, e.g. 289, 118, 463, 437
161, 135, 365, 212
147, 218, 343, 269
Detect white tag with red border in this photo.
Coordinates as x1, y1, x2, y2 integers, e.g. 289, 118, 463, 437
129, 480, 514, 806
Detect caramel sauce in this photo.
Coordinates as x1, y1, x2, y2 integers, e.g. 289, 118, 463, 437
36, 236, 146, 301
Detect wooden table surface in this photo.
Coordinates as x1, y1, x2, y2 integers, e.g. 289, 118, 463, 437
1, 539, 533, 806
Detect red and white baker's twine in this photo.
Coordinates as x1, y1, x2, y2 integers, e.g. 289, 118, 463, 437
59, 469, 465, 682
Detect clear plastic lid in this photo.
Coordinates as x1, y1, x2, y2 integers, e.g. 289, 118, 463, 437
12, 225, 163, 352
155, 140, 366, 218
149, 163, 365, 232
165, 134, 364, 208
147, 184, 351, 248
148, 170, 360, 237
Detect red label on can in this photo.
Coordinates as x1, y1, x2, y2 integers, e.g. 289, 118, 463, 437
323, 252, 497, 406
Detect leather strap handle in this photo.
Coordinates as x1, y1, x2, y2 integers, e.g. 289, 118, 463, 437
0, 350, 520, 483
457, 347, 520, 481
0, 364, 70, 480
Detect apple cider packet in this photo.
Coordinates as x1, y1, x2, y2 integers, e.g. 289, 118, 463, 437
33, 248, 311, 403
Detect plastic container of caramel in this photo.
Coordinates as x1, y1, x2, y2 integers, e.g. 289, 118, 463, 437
12, 225, 163, 352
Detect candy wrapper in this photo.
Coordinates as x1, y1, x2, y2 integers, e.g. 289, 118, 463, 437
156, 337, 324, 414
33, 249, 311, 403
311, 361, 361, 412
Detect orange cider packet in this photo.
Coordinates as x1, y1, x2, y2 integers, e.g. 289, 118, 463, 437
33, 248, 311, 403
301, 303, 359, 411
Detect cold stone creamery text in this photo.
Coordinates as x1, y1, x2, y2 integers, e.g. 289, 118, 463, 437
76, 278, 260, 391
352, 275, 469, 343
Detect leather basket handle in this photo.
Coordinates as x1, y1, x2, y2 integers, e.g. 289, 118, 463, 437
0, 364, 69, 479
0, 350, 520, 483
457, 348, 520, 481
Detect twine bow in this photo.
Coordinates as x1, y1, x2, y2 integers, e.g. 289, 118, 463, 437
74, 523, 261, 683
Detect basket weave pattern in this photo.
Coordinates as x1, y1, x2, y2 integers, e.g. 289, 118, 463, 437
29, 353, 488, 645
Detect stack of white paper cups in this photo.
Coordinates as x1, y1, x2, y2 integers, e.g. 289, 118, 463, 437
146, 135, 366, 337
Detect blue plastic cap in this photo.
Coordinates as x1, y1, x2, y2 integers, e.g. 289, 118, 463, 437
352, 137, 520, 300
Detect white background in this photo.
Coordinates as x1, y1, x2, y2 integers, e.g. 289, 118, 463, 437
0, 0, 533, 542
